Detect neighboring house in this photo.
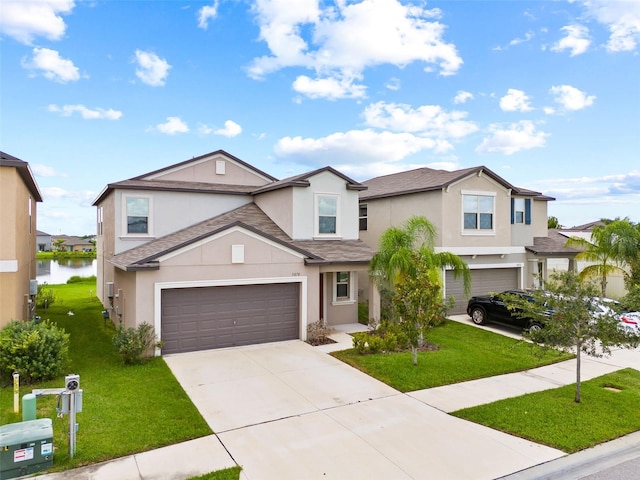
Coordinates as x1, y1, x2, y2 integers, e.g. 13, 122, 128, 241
358, 166, 577, 314
93, 150, 376, 354
0, 151, 43, 327
546, 222, 627, 299
37, 230, 52, 252
53, 235, 94, 252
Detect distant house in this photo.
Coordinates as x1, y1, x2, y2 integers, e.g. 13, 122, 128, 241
53, 235, 94, 253
546, 222, 627, 299
37, 230, 52, 252
93, 150, 376, 355
0, 151, 43, 327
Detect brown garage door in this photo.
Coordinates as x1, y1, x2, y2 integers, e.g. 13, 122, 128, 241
161, 283, 300, 354
445, 268, 519, 315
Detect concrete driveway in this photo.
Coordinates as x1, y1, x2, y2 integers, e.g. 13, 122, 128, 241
165, 340, 564, 480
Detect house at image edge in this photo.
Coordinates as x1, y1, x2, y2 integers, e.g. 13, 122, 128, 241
0, 151, 43, 328
358, 166, 580, 314
93, 150, 377, 355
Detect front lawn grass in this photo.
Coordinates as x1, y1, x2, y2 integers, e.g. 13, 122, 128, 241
0, 280, 213, 471
453, 368, 640, 453
331, 320, 573, 391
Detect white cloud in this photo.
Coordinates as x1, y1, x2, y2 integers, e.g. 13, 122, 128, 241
152, 117, 189, 135
134, 50, 171, 87
275, 129, 452, 166
249, 0, 462, 100
32, 164, 67, 177
385, 77, 400, 91
0, 0, 75, 44
551, 25, 591, 56
292, 74, 367, 100
499, 89, 533, 112
549, 85, 595, 111
362, 101, 478, 138
200, 120, 242, 137
42, 186, 70, 199
198, 2, 218, 30
475, 120, 549, 155
48, 104, 123, 120
22, 47, 80, 83
576, 0, 640, 52
453, 90, 474, 104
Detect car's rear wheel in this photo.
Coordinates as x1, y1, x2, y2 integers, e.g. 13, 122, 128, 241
470, 306, 487, 325
528, 322, 543, 333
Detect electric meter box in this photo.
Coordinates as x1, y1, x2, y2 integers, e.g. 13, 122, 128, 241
0, 418, 53, 480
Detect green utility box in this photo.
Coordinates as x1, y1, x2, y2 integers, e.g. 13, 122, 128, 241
0, 419, 53, 480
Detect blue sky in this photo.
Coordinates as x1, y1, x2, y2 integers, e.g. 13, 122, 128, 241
1, 0, 638, 236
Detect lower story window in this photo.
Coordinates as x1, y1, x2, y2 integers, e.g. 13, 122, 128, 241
336, 271, 350, 299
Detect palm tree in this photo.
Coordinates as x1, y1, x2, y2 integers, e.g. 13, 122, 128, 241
370, 216, 471, 296
565, 219, 640, 298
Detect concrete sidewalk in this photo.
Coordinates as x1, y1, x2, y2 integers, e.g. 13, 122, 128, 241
33, 318, 640, 480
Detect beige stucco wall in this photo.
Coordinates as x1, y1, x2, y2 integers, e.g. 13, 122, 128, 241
113, 189, 252, 254
0, 167, 37, 327
148, 153, 272, 186
96, 193, 116, 307
109, 229, 319, 336
254, 188, 294, 238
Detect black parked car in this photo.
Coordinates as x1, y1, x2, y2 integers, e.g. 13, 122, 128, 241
466, 290, 545, 332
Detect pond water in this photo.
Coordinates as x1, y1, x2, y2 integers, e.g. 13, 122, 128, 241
36, 259, 97, 285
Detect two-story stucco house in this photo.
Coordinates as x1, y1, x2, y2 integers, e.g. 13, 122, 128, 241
93, 150, 377, 354
0, 151, 43, 327
358, 165, 576, 314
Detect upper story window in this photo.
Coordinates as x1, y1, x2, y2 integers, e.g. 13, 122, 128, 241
513, 198, 525, 223
97, 206, 104, 236
511, 198, 531, 225
125, 196, 151, 235
28, 196, 32, 234
359, 204, 367, 231
316, 194, 339, 236
463, 193, 495, 231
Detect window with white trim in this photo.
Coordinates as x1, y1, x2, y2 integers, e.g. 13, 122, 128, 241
125, 196, 151, 235
97, 206, 103, 235
317, 194, 339, 236
463, 194, 494, 230
359, 203, 367, 231
334, 271, 352, 302
513, 198, 525, 224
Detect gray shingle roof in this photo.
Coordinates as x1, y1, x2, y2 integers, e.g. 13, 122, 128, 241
360, 165, 552, 201
251, 166, 367, 195
110, 203, 375, 270
0, 151, 43, 202
525, 229, 583, 255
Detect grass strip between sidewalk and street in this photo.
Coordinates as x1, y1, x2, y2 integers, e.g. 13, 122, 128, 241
0, 280, 213, 472
452, 368, 640, 453
331, 320, 574, 392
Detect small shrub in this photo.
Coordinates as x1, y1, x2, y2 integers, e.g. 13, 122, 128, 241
382, 332, 398, 352
352, 332, 368, 354
367, 335, 383, 354
306, 319, 333, 345
113, 322, 162, 365
35, 283, 56, 309
0, 319, 70, 384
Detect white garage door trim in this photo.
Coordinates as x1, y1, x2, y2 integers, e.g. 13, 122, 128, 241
153, 276, 308, 355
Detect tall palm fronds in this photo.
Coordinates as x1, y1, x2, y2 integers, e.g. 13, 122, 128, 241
370, 216, 471, 294
565, 219, 640, 297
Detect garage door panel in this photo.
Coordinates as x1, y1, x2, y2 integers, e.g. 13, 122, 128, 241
161, 283, 300, 354
446, 268, 519, 315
